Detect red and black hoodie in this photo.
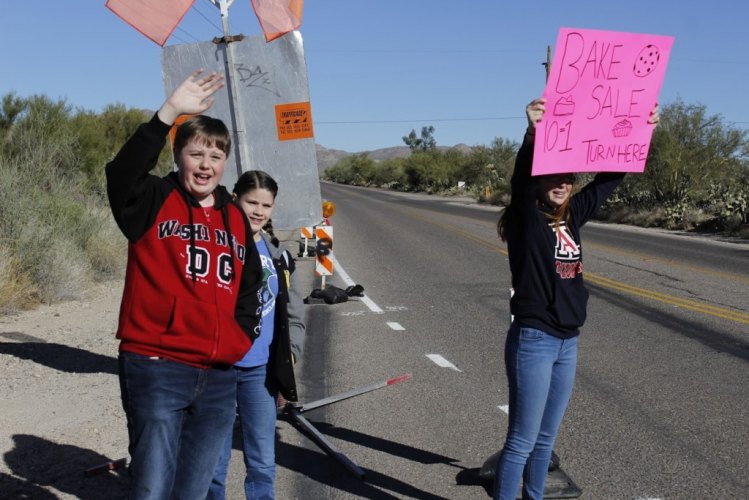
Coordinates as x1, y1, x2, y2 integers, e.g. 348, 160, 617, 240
106, 114, 262, 368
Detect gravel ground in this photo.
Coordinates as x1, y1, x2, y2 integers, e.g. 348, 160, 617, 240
0, 281, 130, 499
0, 248, 318, 500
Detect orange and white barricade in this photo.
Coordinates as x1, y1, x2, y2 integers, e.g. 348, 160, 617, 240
315, 225, 334, 286
299, 226, 315, 257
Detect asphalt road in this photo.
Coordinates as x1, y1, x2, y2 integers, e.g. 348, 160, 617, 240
253, 182, 749, 499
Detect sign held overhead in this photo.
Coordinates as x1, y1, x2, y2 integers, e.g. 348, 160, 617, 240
533, 27, 674, 176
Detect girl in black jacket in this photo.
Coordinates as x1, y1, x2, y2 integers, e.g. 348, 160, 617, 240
493, 98, 658, 499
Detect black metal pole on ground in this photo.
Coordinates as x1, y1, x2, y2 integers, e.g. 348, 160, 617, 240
283, 404, 366, 480
279, 374, 412, 481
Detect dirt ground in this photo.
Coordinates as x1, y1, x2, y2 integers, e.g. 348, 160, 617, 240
0, 231, 321, 500
1, 280, 135, 499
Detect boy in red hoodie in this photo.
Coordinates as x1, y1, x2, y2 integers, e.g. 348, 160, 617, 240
106, 69, 262, 499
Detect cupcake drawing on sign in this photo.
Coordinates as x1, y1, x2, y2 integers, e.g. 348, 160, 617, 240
612, 119, 633, 137
634, 44, 661, 77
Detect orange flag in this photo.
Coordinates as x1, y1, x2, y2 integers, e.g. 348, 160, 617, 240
106, 0, 195, 46
169, 114, 196, 147
250, 0, 303, 42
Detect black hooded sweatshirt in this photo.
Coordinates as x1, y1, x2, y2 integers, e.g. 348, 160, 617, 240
505, 135, 625, 339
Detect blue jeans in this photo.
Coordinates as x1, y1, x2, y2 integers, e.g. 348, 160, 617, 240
208, 364, 278, 500
118, 352, 237, 500
493, 324, 578, 500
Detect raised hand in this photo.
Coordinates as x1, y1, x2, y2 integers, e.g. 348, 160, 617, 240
157, 69, 226, 125
648, 103, 660, 126
525, 97, 546, 137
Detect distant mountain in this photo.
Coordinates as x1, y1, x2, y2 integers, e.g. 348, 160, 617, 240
315, 143, 475, 173
314, 144, 354, 173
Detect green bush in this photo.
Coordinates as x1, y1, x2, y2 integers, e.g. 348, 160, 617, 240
0, 94, 128, 311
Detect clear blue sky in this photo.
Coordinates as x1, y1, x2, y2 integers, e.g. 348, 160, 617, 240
1, 0, 747, 152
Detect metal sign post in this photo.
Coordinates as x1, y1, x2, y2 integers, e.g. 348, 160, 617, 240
209, 0, 249, 176
162, 4, 323, 229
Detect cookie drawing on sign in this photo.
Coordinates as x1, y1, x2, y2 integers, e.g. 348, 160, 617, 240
633, 44, 661, 77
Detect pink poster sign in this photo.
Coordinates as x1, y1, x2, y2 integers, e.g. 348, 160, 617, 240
533, 27, 674, 175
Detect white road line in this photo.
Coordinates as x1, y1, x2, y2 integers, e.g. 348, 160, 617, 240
426, 354, 462, 372
328, 254, 383, 313
386, 322, 405, 331
497, 405, 509, 414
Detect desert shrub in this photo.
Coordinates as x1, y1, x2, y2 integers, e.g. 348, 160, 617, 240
84, 206, 127, 277
8, 175, 100, 304
402, 149, 463, 192
402, 153, 431, 191
703, 176, 749, 232
323, 153, 376, 186
0, 95, 128, 309
601, 206, 667, 228
370, 158, 406, 188
0, 244, 37, 313
29, 233, 94, 303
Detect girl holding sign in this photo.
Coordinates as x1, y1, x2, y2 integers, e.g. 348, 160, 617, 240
494, 97, 658, 499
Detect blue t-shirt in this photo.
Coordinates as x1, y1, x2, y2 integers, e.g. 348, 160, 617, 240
235, 237, 277, 367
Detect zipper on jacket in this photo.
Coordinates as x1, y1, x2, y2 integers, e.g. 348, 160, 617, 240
201, 205, 221, 364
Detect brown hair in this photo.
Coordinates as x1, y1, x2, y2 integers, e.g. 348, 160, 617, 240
497, 193, 572, 242
232, 170, 278, 199
497, 204, 511, 242
233, 170, 280, 246
173, 115, 231, 157
543, 197, 572, 235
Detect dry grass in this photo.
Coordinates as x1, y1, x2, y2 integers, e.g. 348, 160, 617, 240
0, 146, 125, 310
599, 206, 665, 228
84, 206, 127, 278
0, 244, 38, 313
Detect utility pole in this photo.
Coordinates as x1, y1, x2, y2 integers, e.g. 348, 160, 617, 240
543, 45, 552, 82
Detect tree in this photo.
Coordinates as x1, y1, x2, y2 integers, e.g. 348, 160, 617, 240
608, 99, 749, 231
459, 137, 518, 195
647, 100, 746, 203
71, 105, 153, 194
2, 95, 79, 179
0, 93, 25, 145
323, 154, 376, 186
402, 125, 436, 152
620, 100, 748, 208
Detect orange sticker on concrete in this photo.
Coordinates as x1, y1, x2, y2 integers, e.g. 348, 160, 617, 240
275, 102, 314, 141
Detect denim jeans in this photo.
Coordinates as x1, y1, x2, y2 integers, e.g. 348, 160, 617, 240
493, 324, 578, 500
118, 352, 237, 500
208, 364, 278, 500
